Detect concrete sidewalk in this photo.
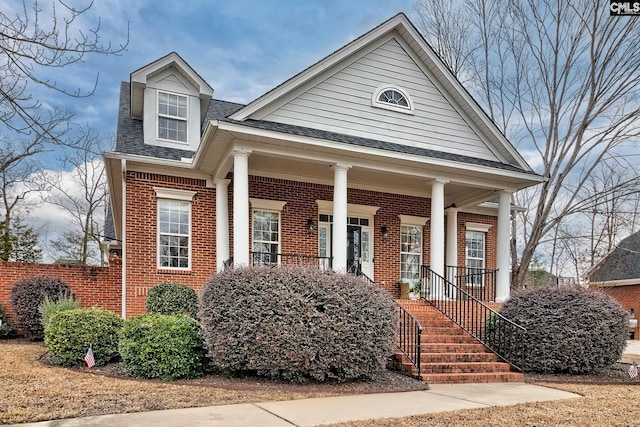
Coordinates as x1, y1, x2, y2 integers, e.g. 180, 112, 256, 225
6, 383, 579, 427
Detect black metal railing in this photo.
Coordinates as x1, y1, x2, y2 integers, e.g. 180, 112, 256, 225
250, 252, 332, 270
422, 265, 526, 371
446, 265, 497, 302
395, 302, 422, 376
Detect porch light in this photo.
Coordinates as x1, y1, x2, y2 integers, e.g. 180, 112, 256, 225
380, 226, 389, 241
306, 218, 315, 234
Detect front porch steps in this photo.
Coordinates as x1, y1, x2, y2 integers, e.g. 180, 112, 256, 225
392, 299, 524, 384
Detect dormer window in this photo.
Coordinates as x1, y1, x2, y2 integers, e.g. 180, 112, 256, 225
372, 85, 414, 114
158, 91, 188, 142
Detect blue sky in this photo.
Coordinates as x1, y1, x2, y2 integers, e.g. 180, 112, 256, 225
25, 0, 416, 140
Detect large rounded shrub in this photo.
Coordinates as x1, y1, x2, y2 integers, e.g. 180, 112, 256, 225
498, 286, 628, 374
0, 303, 14, 339
199, 266, 398, 383
11, 276, 75, 340
119, 313, 208, 381
145, 281, 199, 317
44, 307, 123, 367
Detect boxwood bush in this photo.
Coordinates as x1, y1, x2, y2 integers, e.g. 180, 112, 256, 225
119, 313, 208, 381
44, 307, 123, 367
199, 266, 398, 383
497, 286, 628, 374
145, 281, 199, 317
11, 276, 75, 340
0, 303, 14, 338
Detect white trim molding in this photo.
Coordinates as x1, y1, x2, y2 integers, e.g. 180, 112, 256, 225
153, 187, 197, 201
465, 222, 492, 233
399, 215, 429, 227
250, 198, 287, 211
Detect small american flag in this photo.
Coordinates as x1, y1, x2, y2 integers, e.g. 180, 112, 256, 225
84, 345, 95, 368
628, 361, 638, 379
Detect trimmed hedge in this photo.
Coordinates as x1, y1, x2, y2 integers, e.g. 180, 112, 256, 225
44, 308, 123, 367
0, 303, 14, 338
145, 281, 199, 317
199, 266, 398, 383
498, 286, 628, 374
10, 276, 75, 340
119, 314, 208, 381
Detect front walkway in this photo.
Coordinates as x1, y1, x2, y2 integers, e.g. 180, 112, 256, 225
7, 383, 579, 427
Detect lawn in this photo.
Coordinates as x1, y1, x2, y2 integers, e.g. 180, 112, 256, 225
2, 339, 640, 426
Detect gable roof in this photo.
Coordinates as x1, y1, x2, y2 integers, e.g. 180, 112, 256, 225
588, 231, 640, 283
229, 13, 533, 173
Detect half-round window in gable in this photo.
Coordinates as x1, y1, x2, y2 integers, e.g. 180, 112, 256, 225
379, 89, 408, 107
372, 85, 414, 114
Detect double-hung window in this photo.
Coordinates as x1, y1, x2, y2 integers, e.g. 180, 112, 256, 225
400, 225, 422, 286
158, 91, 187, 142
465, 231, 485, 286
155, 188, 195, 270
252, 210, 280, 266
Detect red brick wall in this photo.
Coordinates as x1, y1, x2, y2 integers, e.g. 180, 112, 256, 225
124, 171, 216, 317
0, 258, 122, 328
595, 284, 640, 339
122, 172, 500, 314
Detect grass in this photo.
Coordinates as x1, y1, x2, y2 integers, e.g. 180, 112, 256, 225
3, 339, 640, 425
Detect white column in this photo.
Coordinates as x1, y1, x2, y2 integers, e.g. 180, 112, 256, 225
215, 179, 230, 271
496, 190, 512, 302
430, 180, 446, 298
446, 207, 459, 299
332, 164, 350, 272
232, 150, 251, 267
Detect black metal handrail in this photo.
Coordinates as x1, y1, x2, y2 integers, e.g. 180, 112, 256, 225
422, 265, 526, 371
250, 252, 332, 270
446, 265, 497, 302
395, 301, 422, 376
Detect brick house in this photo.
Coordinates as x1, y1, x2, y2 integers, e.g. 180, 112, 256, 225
588, 231, 640, 339
103, 13, 541, 319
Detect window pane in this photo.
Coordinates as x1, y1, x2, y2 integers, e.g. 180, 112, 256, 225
400, 225, 422, 284
158, 199, 190, 269
252, 210, 280, 266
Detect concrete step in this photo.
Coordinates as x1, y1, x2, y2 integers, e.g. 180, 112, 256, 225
420, 372, 525, 384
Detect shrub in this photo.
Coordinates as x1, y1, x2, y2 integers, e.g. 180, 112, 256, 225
0, 303, 14, 338
119, 313, 208, 380
145, 281, 199, 317
199, 266, 398, 383
44, 308, 123, 367
10, 276, 75, 340
497, 286, 628, 374
39, 293, 80, 330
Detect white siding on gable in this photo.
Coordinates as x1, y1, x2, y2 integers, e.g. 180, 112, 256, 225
142, 69, 202, 152
261, 37, 499, 161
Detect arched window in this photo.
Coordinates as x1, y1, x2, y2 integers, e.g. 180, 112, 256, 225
378, 89, 408, 107
372, 85, 414, 113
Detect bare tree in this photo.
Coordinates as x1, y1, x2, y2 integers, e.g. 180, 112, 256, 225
47, 127, 109, 265
1, 0, 128, 136
414, 0, 640, 287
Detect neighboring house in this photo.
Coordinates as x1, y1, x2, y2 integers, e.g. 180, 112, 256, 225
102, 13, 542, 319
588, 231, 640, 339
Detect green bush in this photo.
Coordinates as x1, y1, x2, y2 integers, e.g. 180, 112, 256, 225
119, 313, 208, 381
497, 286, 628, 374
10, 276, 75, 340
44, 308, 123, 367
145, 281, 199, 317
0, 303, 14, 338
199, 266, 398, 383
39, 293, 80, 330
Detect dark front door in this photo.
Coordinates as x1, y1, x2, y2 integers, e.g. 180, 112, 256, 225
347, 225, 362, 275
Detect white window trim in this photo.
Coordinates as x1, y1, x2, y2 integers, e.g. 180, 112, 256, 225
154, 188, 197, 201
465, 222, 492, 233
252, 209, 282, 265
398, 215, 429, 227
465, 230, 486, 287
400, 224, 423, 285
157, 90, 189, 144
156, 196, 193, 271
249, 198, 287, 211
371, 84, 415, 114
